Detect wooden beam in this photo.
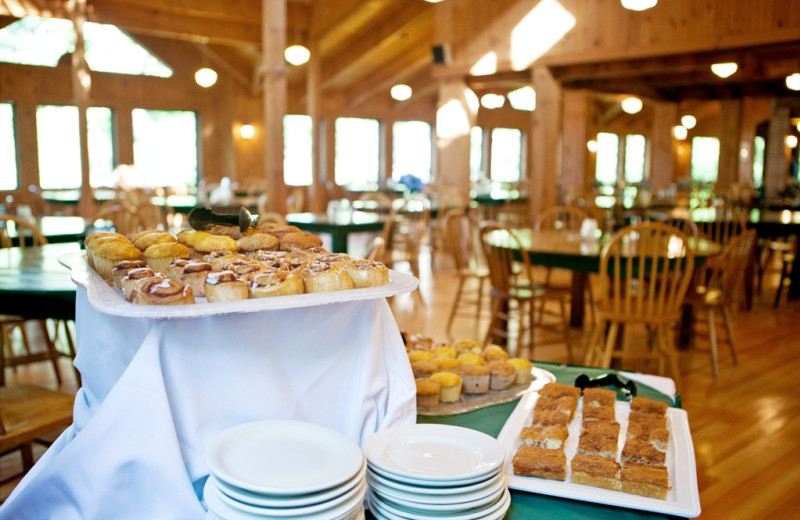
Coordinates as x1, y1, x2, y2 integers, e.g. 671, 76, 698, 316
348, 53, 430, 108
262, 0, 287, 214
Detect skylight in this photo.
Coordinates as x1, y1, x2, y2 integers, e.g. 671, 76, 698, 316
0, 16, 172, 77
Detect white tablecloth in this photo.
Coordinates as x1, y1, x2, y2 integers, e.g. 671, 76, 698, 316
0, 288, 416, 520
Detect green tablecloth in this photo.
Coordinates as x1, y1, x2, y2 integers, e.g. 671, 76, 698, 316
415, 362, 683, 520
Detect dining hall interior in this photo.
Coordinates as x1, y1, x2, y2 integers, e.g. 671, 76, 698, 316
1, 0, 800, 518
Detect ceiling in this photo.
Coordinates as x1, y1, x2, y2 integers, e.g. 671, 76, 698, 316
1, 0, 799, 111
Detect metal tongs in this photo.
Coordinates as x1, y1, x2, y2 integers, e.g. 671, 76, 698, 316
574, 373, 638, 401
187, 206, 258, 232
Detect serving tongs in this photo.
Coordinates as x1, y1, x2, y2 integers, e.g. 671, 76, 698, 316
187, 206, 257, 233
574, 373, 638, 401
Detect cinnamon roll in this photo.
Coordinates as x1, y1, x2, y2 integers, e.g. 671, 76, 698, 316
132, 278, 195, 305
224, 260, 269, 281
179, 261, 213, 296
204, 270, 249, 302
121, 268, 164, 302
343, 259, 390, 288
205, 251, 246, 271
112, 260, 148, 289
249, 269, 305, 298
300, 261, 355, 293
166, 257, 195, 282
251, 250, 289, 269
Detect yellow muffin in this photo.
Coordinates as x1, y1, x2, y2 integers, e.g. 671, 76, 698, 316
487, 360, 517, 390
435, 357, 461, 372
411, 360, 438, 379
429, 372, 463, 403
193, 234, 240, 256
408, 350, 435, 363
507, 357, 534, 385
453, 338, 483, 356
84, 232, 125, 268
457, 352, 486, 366
143, 242, 192, 275
432, 345, 457, 359
415, 378, 441, 407
92, 237, 141, 284
176, 229, 213, 257
132, 230, 176, 252
460, 364, 491, 394
483, 344, 509, 361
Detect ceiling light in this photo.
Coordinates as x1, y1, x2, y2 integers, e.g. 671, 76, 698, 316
711, 62, 738, 78
681, 115, 697, 129
390, 84, 412, 101
239, 124, 255, 140
621, 0, 657, 11
284, 45, 310, 66
673, 125, 688, 140
620, 96, 643, 114
587, 140, 598, 153
480, 93, 505, 109
787, 135, 798, 149
507, 86, 536, 111
194, 67, 217, 88
786, 73, 800, 91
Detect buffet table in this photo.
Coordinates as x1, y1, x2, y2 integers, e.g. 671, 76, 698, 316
0, 270, 417, 519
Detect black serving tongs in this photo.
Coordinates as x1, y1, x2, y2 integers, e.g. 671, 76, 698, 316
187, 206, 258, 232
574, 373, 638, 401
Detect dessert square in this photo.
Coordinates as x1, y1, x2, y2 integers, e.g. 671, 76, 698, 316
534, 395, 578, 419
582, 387, 617, 408
532, 408, 571, 428
538, 382, 582, 400
621, 438, 667, 466
512, 446, 567, 481
582, 404, 615, 422
519, 424, 569, 450
626, 422, 670, 452
570, 454, 621, 491
621, 461, 670, 500
630, 396, 668, 416
577, 424, 620, 458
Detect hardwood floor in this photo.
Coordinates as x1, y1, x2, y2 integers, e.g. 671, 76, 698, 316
3, 244, 800, 518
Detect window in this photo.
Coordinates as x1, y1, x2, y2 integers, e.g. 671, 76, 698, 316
470, 126, 484, 182
132, 109, 197, 188
36, 105, 115, 189
490, 128, 522, 182
594, 132, 647, 185
753, 135, 765, 189
392, 121, 432, 183
595, 132, 619, 185
0, 16, 172, 77
690, 137, 720, 183
0, 103, 17, 190
334, 117, 379, 186
284, 115, 312, 186
624, 134, 646, 183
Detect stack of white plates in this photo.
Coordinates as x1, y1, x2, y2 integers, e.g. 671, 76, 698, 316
204, 420, 367, 520
363, 424, 510, 520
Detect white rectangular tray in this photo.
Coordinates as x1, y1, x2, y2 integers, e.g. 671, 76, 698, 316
60, 251, 419, 319
497, 391, 701, 518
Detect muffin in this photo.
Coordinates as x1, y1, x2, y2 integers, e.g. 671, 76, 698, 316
432, 345, 457, 359
453, 338, 483, 356
193, 234, 239, 257
507, 357, 533, 385
487, 360, 517, 390
483, 344, 509, 361
435, 357, 461, 373
460, 364, 491, 394
457, 352, 486, 366
176, 229, 212, 257
92, 237, 142, 284
237, 232, 280, 256
429, 372, 463, 403
415, 378, 441, 407
280, 232, 324, 251
132, 230, 175, 252
143, 242, 192, 275
84, 231, 125, 267
411, 360, 438, 379
408, 350, 435, 363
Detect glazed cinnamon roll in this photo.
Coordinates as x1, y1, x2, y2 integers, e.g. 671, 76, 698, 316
121, 267, 162, 301
204, 270, 249, 302
249, 269, 304, 298
205, 251, 246, 271
132, 278, 195, 305
179, 261, 213, 296
166, 257, 195, 282
112, 260, 148, 289
251, 250, 289, 269
343, 259, 390, 288
300, 261, 355, 293
224, 260, 269, 281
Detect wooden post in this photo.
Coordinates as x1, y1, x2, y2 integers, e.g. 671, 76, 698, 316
561, 89, 590, 200
651, 102, 677, 190
434, 78, 475, 195
70, 0, 92, 218
717, 99, 742, 191
530, 66, 560, 218
764, 104, 790, 200
262, 0, 288, 214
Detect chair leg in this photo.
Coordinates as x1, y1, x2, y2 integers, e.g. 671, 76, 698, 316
60, 320, 82, 386
559, 296, 572, 363
38, 319, 63, 385
600, 322, 619, 369
721, 306, 739, 366
483, 297, 504, 348
658, 325, 682, 394
707, 309, 719, 378
584, 318, 605, 366
446, 276, 466, 341
774, 258, 790, 307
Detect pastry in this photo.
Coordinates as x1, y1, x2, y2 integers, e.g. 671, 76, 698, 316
428, 372, 462, 403
248, 270, 304, 298
300, 261, 354, 293
111, 260, 148, 289
279, 231, 324, 251
251, 250, 289, 269
84, 231, 125, 267
577, 422, 620, 458
257, 223, 302, 238
408, 350, 434, 363
460, 364, 491, 394
534, 395, 578, 420
176, 229, 212, 257
204, 270, 249, 302
626, 422, 670, 452
571, 454, 621, 491
206, 225, 243, 239
583, 388, 617, 408
620, 462, 670, 499
519, 424, 569, 450
483, 344, 509, 361
132, 278, 195, 306
621, 438, 667, 466
225, 260, 269, 281
630, 397, 669, 417
193, 234, 239, 257
531, 408, 571, 428
132, 230, 175, 251
487, 360, 517, 390
538, 382, 582, 400
507, 358, 533, 385
415, 378, 441, 407
431, 345, 457, 359
434, 357, 460, 372
121, 267, 161, 301
512, 446, 567, 481
179, 261, 213, 296
582, 405, 616, 422
237, 232, 279, 256
92, 237, 142, 284
456, 352, 486, 366
411, 360, 438, 379
452, 338, 483, 356
142, 242, 192, 275
342, 259, 389, 288
627, 410, 668, 430
166, 257, 195, 282
205, 251, 247, 271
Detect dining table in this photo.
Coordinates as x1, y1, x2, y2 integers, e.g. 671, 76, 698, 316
4, 215, 88, 246
286, 211, 386, 254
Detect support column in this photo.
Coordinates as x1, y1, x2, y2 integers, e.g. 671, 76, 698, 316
434, 78, 476, 195
561, 89, 590, 201
717, 99, 742, 190
530, 66, 561, 218
650, 101, 677, 191
70, 0, 92, 218
764, 104, 790, 200
262, 0, 288, 214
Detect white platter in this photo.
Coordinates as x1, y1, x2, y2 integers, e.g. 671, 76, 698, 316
496, 392, 702, 518
60, 251, 418, 319
205, 420, 364, 496
363, 424, 504, 484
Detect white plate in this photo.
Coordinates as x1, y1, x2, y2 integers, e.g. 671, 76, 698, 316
60, 252, 418, 319
497, 391, 702, 517
205, 420, 364, 496
367, 471, 506, 507
363, 424, 504, 484
368, 488, 510, 520
370, 480, 505, 513
367, 464, 500, 488
213, 460, 366, 509
366, 467, 505, 498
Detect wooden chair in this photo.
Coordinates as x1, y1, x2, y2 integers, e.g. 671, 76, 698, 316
286, 186, 305, 213
584, 222, 696, 390
91, 201, 144, 236
479, 222, 571, 360
0, 384, 74, 477
380, 195, 431, 305
685, 230, 755, 377
0, 216, 78, 387
693, 203, 747, 249
661, 207, 699, 239
365, 236, 386, 261
443, 209, 488, 341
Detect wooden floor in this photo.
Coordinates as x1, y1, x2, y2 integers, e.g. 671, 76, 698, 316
3, 244, 800, 518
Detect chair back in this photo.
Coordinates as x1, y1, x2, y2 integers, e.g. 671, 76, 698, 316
91, 202, 144, 236
700, 230, 756, 306
693, 203, 746, 248
380, 195, 431, 260
365, 236, 386, 261
444, 209, 481, 272
479, 221, 533, 297
661, 207, 699, 238
534, 205, 588, 232
0, 215, 48, 249
597, 221, 695, 323
358, 191, 392, 211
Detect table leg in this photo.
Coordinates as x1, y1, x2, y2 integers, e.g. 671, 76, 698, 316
330, 231, 348, 253
570, 272, 587, 329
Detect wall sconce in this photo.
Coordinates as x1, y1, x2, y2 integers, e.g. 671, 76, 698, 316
680, 115, 696, 129
621, 0, 657, 10
285, 45, 310, 66
673, 125, 688, 140
711, 62, 738, 78
195, 67, 217, 88
786, 73, 800, 91
240, 124, 255, 140
787, 135, 798, 149
620, 96, 643, 114
390, 84, 413, 101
